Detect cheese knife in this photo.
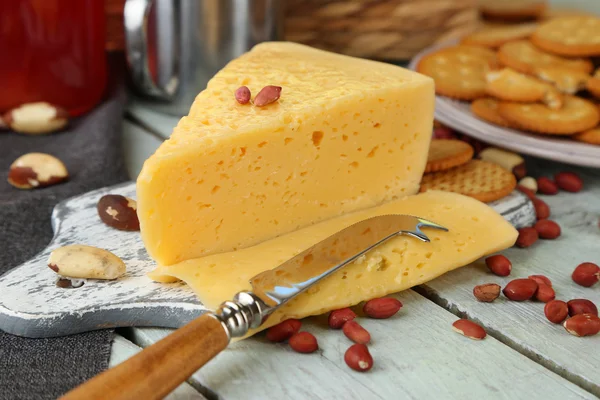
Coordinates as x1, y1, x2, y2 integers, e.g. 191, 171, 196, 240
62, 215, 447, 400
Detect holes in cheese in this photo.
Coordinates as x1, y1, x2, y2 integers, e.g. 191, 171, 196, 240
149, 191, 518, 335
137, 42, 435, 266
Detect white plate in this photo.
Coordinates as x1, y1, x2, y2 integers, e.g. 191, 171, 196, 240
408, 42, 600, 168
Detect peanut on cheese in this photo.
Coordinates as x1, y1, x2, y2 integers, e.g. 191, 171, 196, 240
149, 191, 518, 336
136, 42, 435, 266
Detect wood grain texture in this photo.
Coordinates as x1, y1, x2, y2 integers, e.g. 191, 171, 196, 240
128, 291, 595, 400
109, 336, 208, 400
63, 315, 228, 400
418, 161, 600, 396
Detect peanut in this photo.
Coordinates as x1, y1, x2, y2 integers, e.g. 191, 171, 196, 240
563, 314, 600, 337
544, 300, 569, 324
343, 320, 371, 344
537, 177, 558, 195
503, 279, 538, 301
554, 171, 583, 193
433, 127, 456, 139
254, 85, 282, 107
532, 198, 550, 220
518, 177, 538, 193
528, 275, 552, 288
363, 297, 402, 319
328, 308, 357, 329
234, 86, 251, 104
289, 332, 318, 353
473, 283, 501, 302
517, 185, 536, 200
478, 147, 526, 179
516, 227, 538, 248
571, 262, 600, 287
344, 344, 374, 372
452, 319, 486, 340
266, 319, 301, 342
534, 219, 561, 239
567, 299, 598, 317
485, 255, 512, 276
535, 283, 555, 303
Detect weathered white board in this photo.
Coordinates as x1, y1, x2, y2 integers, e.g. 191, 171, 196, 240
110, 336, 207, 400
418, 162, 600, 396
0, 182, 533, 338
127, 291, 595, 400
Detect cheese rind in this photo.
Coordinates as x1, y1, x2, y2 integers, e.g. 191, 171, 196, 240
149, 191, 518, 334
137, 42, 435, 266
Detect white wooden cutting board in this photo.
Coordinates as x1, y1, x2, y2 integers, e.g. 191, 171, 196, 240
0, 182, 533, 338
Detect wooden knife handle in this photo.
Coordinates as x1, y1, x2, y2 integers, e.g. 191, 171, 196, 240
61, 314, 229, 400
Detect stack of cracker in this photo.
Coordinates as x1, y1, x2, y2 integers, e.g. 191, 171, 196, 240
417, 2, 600, 146
420, 139, 517, 203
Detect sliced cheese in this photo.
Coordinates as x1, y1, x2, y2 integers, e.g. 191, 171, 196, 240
149, 191, 517, 334
137, 42, 435, 266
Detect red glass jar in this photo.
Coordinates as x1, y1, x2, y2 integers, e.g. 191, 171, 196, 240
0, 0, 107, 116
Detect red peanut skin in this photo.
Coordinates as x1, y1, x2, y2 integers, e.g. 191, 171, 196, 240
544, 300, 569, 324
534, 219, 561, 239
516, 227, 538, 248
485, 255, 512, 276
452, 319, 486, 340
234, 86, 251, 104
571, 263, 600, 287
567, 299, 598, 316
517, 185, 536, 200
266, 319, 301, 342
535, 284, 555, 303
343, 320, 371, 344
528, 275, 552, 287
537, 177, 559, 195
532, 198, 550, 220
554, 172, 583, 193
289, 332, 318, 353
363, 298, 402, 319
503, 279, 538, 301
328, 308, 357, 329
564, 314, 600, 337
344, 344, 373, 372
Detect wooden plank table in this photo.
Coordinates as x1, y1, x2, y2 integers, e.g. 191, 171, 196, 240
116, 109, 600, 399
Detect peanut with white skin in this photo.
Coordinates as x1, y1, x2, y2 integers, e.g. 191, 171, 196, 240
518, 176, 538, 193
8, 153, 68, 189
3, 102, 69, 135
48, 245, 126, 280
479, 147, 526, 180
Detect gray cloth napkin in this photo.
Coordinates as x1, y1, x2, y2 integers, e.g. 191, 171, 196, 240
0, 63, 129, 399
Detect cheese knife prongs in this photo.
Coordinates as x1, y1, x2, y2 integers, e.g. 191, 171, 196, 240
62, 214, 447, 400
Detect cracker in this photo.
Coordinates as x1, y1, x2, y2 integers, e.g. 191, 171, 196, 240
497, 96, 600, 135
587, 69, 600, 99
461, 23, 538, 49
534, 66, 590, 94
479, 0, 547, 21
531, 16, 600, 57
417, 46, 498, 100
485, 68, 552, 103
497, 40, 593, 74
425, 139, 474, 173
573, 128, 600, 145
420, 160, 517, 203
471, 98, 511, 127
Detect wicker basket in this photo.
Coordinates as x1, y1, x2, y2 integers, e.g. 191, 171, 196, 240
284, 0, 478, 60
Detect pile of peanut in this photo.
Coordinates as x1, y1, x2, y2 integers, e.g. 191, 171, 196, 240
265, 297, 403, 372
475, 255, 600, 337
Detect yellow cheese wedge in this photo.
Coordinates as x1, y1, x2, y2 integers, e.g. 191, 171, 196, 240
149, 191, 517, 334
137, 42, 435, 266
